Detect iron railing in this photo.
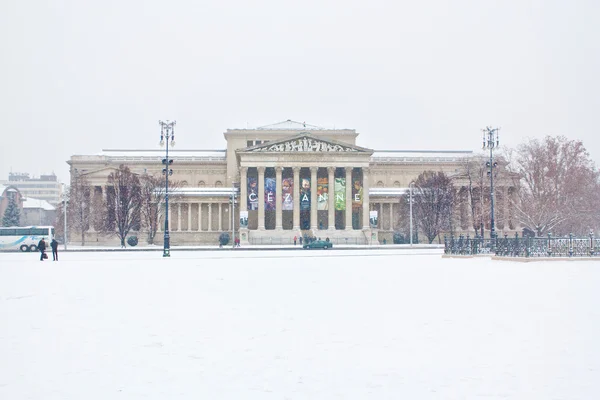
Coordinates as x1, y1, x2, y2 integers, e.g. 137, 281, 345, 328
444, 233, 599, 257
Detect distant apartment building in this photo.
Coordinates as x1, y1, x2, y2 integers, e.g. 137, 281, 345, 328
0, 172, 63, 205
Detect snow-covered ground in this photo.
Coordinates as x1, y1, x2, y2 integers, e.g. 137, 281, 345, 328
1, 249, 599, 399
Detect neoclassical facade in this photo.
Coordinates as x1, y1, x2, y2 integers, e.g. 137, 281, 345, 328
68, 120, 517, 245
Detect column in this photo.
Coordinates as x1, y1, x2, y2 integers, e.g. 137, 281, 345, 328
218, 203, 222, 231
187, 203, 192, 231
362, 167, 370, 229
258, 167, 265, 230
345, 167, 353, 230
177, 203, 182, 231
275, 167, 283, 230
293, 167, 300, 230
310, 167, 318, 230
328, 167, 335, 230
197, 202, 202, 231
389, 202, 394, 231
208, 203, 212, 231
240, 167, 248, 213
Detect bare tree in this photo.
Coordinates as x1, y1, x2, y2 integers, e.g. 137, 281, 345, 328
68, 175, 92, 246
138, 173, 183, 245
509, 136, 599, 236
103, 165, 142, 247
410, 171, 455, 243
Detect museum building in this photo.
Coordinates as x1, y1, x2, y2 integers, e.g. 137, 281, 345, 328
68, 120, 514, 246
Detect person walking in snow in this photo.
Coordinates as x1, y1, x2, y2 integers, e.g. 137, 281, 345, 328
37, 237, 47, 261
50, 238, 59, 261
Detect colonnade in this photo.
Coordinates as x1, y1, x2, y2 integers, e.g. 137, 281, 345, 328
240, 166, 370, 231
157, 202, 233, 232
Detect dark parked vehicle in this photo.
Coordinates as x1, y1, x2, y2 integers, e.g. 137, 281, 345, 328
303, 240, 332, 249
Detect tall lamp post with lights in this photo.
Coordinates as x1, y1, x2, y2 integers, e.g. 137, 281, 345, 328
482, 126, 500, 239
409, 181, 415, 246
159, 120, 176, 257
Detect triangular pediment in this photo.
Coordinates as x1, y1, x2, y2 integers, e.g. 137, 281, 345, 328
240, 133, 372, 154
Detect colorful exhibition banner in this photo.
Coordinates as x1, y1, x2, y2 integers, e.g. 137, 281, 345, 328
240, 211, 249, 228
247, 177, 258, 211
265, 177, 276, 210
317, 177, 328, 210
352, 179, 363, 209
300, 177, 311, 211
282, 178, 293, 210
369, 210, 378, 228
334, 178, 345, 210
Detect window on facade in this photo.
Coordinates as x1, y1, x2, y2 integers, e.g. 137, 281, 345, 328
215, 181, 223, 187
393, 181, 400, 187
181, 181, 188, 187
376, 181, 384, 187
198, 181, 206, 188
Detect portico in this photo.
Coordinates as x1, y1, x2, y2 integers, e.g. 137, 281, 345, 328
235, 133, 373, 243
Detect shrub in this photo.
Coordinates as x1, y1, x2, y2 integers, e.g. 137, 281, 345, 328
127, 236, 138, 247
393, 232, 406, 244
219, 232, 230, 246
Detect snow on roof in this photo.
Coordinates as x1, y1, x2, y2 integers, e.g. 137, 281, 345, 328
99, 149, 226, 158
372, 150, 472, 161
23, 197, 55, 211
256, 119, 324, 130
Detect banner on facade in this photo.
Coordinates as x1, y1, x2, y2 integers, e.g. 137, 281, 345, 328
369, 211, 378, 228
247, 177, 258, 210
240, 211, 249, 228
317, 177, 328, 210
334, 177, 345, 210
300, 177, 311, 211
265, 177, 276, 210
282, 178, 293, 210
352, 179, 363, 209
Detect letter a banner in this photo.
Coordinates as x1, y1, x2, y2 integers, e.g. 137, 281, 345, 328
300, 177, 311, 211
334, 177, 345, 210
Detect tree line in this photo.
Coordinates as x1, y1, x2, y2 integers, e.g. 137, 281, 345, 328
397, 135, 600, 243
54, 165, 178, 247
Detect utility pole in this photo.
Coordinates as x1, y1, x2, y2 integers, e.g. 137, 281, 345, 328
159, 120, 176, 257
482, 126, 500, 239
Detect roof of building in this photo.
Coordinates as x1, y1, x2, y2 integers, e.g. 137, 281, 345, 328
99, 149, 227, 158
256, 119, 324, 130
23, 197, 55, 211
371, 150, 472, 161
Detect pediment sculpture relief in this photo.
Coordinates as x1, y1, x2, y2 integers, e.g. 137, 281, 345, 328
250, 137, 358, 153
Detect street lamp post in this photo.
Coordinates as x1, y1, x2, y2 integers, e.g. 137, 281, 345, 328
230, 187, 236, 249
482, 126, 500, 239
409, 181, 415, 246
159, 120, 176, 257
62, 185, 68, 251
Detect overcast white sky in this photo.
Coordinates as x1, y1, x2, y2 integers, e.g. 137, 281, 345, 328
1, 0, 598, 184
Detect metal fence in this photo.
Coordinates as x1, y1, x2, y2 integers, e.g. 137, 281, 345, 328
444, 233, 600, 257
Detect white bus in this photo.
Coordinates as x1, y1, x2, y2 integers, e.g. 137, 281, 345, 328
0, 226, 55, 252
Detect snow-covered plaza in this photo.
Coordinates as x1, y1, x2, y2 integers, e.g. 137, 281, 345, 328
1, 249, 599, 399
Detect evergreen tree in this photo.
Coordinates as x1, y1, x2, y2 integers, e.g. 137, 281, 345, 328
2, 197, 21, 226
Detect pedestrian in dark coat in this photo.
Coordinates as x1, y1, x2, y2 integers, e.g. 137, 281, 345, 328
37, 238, 47, 261
50, 239, 59, 261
